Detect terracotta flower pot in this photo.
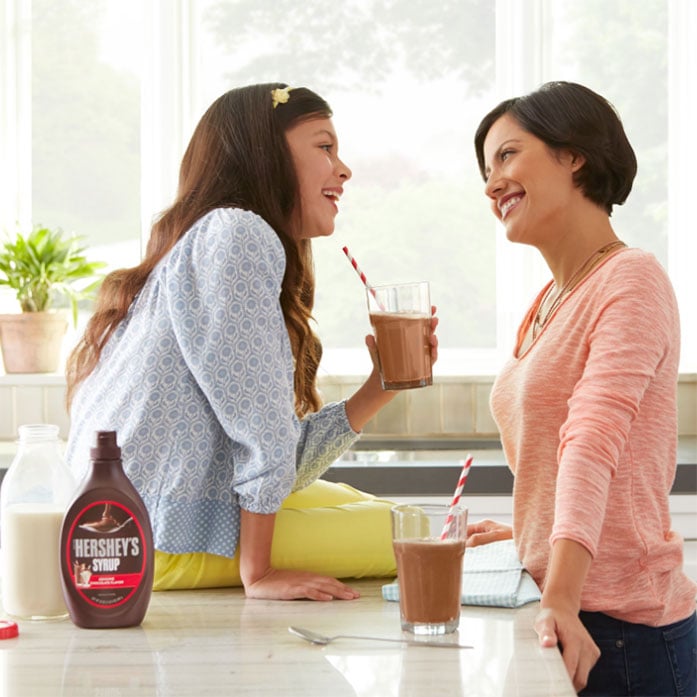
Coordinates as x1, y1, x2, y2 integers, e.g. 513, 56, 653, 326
0, 312, 68, 374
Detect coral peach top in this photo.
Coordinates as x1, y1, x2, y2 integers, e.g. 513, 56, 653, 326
490, 248, 696, 626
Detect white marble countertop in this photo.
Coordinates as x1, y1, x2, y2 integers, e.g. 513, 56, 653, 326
0, 578, 575, 696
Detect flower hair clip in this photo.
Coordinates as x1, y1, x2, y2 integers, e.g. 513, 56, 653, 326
271, 86, 293, 108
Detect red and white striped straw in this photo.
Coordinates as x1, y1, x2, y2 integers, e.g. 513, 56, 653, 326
342, 246, 383, 309
440, 454, 473, 539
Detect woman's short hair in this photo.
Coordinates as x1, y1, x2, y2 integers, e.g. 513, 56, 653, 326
474, 81, 637, 215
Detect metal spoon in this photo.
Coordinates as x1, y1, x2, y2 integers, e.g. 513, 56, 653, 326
288, 626, 472, 649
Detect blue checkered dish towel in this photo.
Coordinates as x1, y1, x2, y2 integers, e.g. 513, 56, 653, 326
382, 538, 541, 608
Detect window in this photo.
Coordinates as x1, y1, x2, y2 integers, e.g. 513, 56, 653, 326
2, 0, 695, 373
1, 0, 142, 276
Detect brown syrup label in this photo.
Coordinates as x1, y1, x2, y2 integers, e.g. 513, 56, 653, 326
64, 500, 148, 608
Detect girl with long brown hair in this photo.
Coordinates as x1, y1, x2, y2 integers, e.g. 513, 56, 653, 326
65, 83, 438, 600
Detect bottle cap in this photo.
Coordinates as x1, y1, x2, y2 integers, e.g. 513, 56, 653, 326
0, 620, 19, 639
90, 430, 121, 461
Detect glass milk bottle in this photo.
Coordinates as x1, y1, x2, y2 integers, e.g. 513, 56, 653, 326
1, 424, 76, 620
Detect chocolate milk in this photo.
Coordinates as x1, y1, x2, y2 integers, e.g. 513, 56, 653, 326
393, 538, 466, 626
60, 431, 153, 628
369, 312, 432, 389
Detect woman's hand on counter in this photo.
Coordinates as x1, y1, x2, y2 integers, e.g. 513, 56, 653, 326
244, 568, 361, 601
534, 607, 599, 693
239, 508, 360, 601
466, 519, 513, 547
536, 538, 599, 693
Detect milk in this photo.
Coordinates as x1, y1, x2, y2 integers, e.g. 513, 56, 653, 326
1, 502, 68, 619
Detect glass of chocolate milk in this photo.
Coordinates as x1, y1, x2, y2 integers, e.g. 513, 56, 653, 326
366, 281, 432, 390
391, 503, 468, 635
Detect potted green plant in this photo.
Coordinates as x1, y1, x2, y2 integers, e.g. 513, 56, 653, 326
0, 225, 106, 373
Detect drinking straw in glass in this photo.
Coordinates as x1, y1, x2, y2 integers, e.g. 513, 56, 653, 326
342, 246, 383, 309
440, 455, 473, 539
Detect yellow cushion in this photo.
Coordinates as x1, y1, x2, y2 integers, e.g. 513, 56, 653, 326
153, 480, 397, 590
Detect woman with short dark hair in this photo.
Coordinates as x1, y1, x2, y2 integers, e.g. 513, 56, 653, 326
470, 81, 696, 696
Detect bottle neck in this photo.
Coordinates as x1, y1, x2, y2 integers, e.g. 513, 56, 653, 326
4, 426, 75, 506
17, 424, 60, 445
88, 458, 126, 481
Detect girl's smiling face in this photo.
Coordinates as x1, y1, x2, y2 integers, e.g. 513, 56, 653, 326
482, 113, 584, 246
285, 117, 352, 240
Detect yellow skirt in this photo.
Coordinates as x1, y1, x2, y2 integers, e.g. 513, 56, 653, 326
153, 480, 397, 590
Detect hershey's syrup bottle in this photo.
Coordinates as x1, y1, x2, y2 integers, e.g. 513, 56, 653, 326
60, 431, 153, 628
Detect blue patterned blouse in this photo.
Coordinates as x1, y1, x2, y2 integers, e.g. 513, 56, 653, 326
66, 208, 358, 558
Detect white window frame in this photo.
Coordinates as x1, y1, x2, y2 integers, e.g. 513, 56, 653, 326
667, 0, 696, 367
0, 0, 32, 235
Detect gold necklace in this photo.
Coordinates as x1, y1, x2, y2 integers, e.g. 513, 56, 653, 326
532, 240, 626, 339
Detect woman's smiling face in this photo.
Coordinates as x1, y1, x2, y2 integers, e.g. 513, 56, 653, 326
482, 113, 583, 246
285, 117, 352, 241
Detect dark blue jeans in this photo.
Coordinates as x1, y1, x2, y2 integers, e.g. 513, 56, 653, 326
578, 609, 696, 696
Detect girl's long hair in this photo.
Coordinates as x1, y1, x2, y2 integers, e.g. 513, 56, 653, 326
66, 83, 330, 416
